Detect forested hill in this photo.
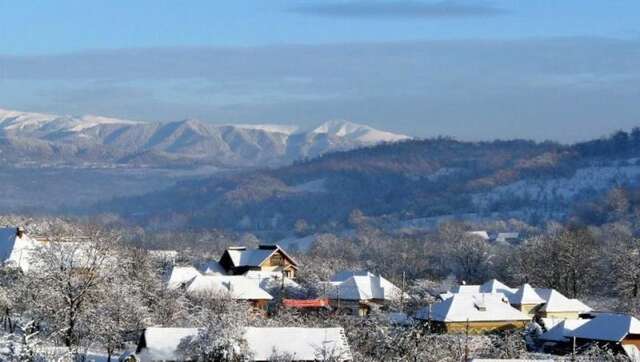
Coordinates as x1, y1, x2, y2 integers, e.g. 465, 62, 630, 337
99, 129, 640, 231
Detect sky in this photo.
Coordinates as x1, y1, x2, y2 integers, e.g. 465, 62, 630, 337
1, 0, 639, 142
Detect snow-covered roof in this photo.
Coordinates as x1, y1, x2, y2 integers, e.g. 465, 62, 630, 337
186, 275, 273, 301
539, 290, 591, 313
245, 327, 352, 361
448, 279, 516, 296
324, 272, 405, 301
136, 327, 352, 361
467, 231, 490, 240
495, 232, 520, 243
244, 270, 301, 290
225, 245, 298, 268
167, 266, 202, 289
136, 327, 200, 361
0, 227, 40, 271
538, 318, 590, 342
416, 293, 530, 323
566, 313, 640, 342
330, 270, 373, 282
509, 284, 545, 305
199, 260, 226, 275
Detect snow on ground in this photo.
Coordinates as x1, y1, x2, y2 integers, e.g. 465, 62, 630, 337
473, 162, 640, 208
309, 120, 410, 144
289, 178, 327, 193
278, 234, 319, 253
230, 124, 299, 134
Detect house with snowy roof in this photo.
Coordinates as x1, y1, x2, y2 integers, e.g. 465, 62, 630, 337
219, 244, 299, 278
415, 293, 530, 333
538, 318, 590, 344
323, 271, 407, 316
506, 284, 591, 318
167, 266, 274, 308
566, 313, 640, 347
439, 279, 516, 301
132, 327, 352, 361
0, 227, 41, 271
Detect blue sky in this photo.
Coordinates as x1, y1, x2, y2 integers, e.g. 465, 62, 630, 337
1, 0, 639, 141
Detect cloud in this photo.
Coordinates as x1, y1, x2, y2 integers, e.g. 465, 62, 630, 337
0, 37, 639, 141
289, 0, 506, 19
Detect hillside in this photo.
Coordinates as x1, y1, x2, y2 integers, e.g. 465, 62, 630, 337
98, 129, 640, 231
0, 108, 408, 168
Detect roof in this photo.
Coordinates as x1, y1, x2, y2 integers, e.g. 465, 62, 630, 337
509, 284, 545, 305
136, 327, 199, 361
224, 245, 298, 268
244, 327, 352, 361
540, 290, 591, 313
566, 313, 640, 342
244, 270, 301, 290
283, 299, 330, 308
186, 275, 273, 301
538, 318, 590, 342
199, 260, 226, 275
467, 231, 490, 240
0, 227, 40, 271
136, 327, 352, 361
330, 270, 373, 282
448, 279, 515, 296
167, 266, 202, 289
495, 232, 520, 243
416, 293, 530, 323
324, 272, 405, 301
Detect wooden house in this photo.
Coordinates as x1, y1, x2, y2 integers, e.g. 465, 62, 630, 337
416, 293, 530, 333
219, 245, 299, 278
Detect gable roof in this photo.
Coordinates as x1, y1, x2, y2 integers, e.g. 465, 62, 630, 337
325, 272, 405, 301
224, 245, 298, 268
416, 293, 530, 323
539, 318, 590, 342
0, 227, 39, 271
245, 327, 352, 361
539, 290, 591, 313
136, 327, 352, 361
167, 266, 202, 289
566, 313, 640, 342
509, 284, 545, 305
480, 279, 517, 294
136, 327, 199, 361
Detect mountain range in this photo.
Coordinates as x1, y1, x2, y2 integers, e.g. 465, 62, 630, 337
0, 108, 409, 168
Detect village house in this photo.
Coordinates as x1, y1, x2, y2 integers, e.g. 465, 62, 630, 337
166, 266, 273, 309
416, 293, 531, 333
323, 271, 407, 316
131, 327, 352, 361
219, 244, 299, 278
567, 313, 640, 349
442, 280, 591, 320
0, 227, 40, 271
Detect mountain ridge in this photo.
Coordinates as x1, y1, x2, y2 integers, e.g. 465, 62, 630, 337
0, 108, 409, 168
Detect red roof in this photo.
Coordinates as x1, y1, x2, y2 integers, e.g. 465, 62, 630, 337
283, 298, 330, 308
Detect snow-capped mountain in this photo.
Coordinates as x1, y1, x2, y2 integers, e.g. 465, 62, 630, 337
0, 108, 410, 168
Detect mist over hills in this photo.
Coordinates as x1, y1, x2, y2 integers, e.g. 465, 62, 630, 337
0, 108, 409, 168
100, 128, 640, 232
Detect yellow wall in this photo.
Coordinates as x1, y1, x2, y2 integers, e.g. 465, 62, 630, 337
541, 311, 581, 319
515, 303, 541, 316
442, 320, 528, 333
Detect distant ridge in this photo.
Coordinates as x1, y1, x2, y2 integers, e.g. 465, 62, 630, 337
0, 108, 410, 168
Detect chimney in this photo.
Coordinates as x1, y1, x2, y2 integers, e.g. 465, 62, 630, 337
258, 244, 278, 250
16, 227, 25, 238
